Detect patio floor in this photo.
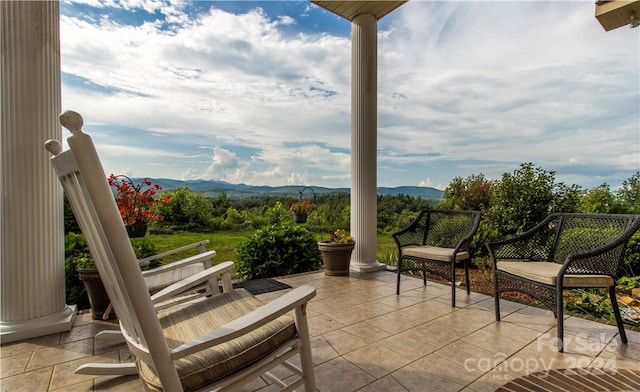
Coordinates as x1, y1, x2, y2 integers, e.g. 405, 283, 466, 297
1, 270, 639, 391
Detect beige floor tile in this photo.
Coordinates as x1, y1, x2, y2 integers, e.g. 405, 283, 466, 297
432, 340, 496, 369
3, 271, 638, 392
93, 374, 145, 391
411, 351, 483, 387
1, 366, 53, 392
378, 329, 443, 361
465, 370, 513, 392
310, 336, 340, 365
406, 318, 474, 343
500, 307, 556, 332
307, 313, 346, 337
1, 333, 61, 358
50, 378, 94, 391
322, 329, 371, 355
357, 374, 408, 392
313, 357, 375, 392
465, 328, 527, 358
374, 293, 422, 309
307, 299, 340, 314
59, 323, 118, 345
391, 364, 466, 392
624, 328, 640, 344
342, 343, 412, 379
26, 339, 94, 371
393, 298, 455, 324
339, 321, 391, 342
49, 350, 120, 390
366, 312, 419, 335
0, 351, 31, 378
72, 311, 95, 325
329, 301, 396, 326
481, 320, 545, 344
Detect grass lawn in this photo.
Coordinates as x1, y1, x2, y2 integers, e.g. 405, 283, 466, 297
144, 229, 399, 268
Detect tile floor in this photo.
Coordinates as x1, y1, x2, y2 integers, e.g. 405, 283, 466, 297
1, 270, 638, 391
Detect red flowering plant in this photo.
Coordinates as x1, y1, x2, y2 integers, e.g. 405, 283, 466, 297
289, 200, 315, 214
107, 174, 170, 226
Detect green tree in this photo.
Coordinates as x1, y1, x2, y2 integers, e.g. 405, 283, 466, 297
615, 172, 640, 213
210, 193, 232, 217
156, 186, 213, 230
551, 182, 582, 213
438, 174, 493, 211
488, 163, 556, 236
579, 183, 615, 213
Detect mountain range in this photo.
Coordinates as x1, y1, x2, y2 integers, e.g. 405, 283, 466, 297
144, 178, 444, 200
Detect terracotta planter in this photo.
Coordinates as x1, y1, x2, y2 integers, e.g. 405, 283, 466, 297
77, 259, 150, 320
125, 223, 148, 238
317, 241, 355, 276
293, 213, 308, 223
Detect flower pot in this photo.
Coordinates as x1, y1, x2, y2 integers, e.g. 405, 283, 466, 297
125, 223, 148, 238
318, 241, 355, 276
293, 213, 308, 224
77, 267, 114, 320
77, 260, 150, 320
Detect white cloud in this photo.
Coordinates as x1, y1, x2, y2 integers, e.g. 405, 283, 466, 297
418, 178, 433, 188
60, 1, 639, 189
200, 146, 248, 181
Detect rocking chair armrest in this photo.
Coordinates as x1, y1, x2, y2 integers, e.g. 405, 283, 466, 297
138, 240, 210, 263
141, 251, 217, 277
150, 261, 235, 304
171, 285, 316, 359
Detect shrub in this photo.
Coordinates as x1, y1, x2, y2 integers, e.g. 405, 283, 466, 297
236, 223, 322, 279
622, 231, 640, 277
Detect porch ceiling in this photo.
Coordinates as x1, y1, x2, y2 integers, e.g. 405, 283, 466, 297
595, 0, 640, 31
310, 0, 407, 21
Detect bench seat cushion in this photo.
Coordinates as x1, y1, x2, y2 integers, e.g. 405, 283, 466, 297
402, 246, 470, 262
144, 263, 205, 294
138, 288, 296, 392
496, 261, 615, 287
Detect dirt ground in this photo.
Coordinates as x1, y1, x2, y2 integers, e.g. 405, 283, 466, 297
429, 267, 534, 304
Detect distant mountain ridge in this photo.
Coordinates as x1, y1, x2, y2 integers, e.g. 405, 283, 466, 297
141, 178, 444, 200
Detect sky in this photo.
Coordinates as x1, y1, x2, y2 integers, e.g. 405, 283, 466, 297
60, 0, 640, 191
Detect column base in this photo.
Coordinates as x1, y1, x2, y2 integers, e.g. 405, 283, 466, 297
350, 261, 388, 273
0, 305, 77, 344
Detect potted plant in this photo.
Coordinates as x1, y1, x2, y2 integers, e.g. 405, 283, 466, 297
317, 229, 355, 276
289, 200, 315, 224
66, 233, 152, 320
107, 174, 170, 237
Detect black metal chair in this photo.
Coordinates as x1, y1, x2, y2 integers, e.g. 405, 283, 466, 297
393, 209, 481, 307
487, 213, 640, 352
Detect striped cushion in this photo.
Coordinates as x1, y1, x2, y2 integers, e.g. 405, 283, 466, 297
144, 264, 205, 294
138, 289, 296, 392
402, 246, 470, 262
497, 261, 615, 287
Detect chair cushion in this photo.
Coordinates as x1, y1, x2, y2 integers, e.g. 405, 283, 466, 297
496, 261, 615, 288
138, 289, 296, 392
402, 246, 470, 262
144, 264, 205, 294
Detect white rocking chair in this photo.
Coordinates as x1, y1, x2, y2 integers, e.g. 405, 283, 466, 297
46, 110, 317, 391
78, 238, 220, 376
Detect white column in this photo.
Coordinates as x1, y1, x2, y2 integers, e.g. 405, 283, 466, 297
350, 14, 386, 272
1, 1, 76, 342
